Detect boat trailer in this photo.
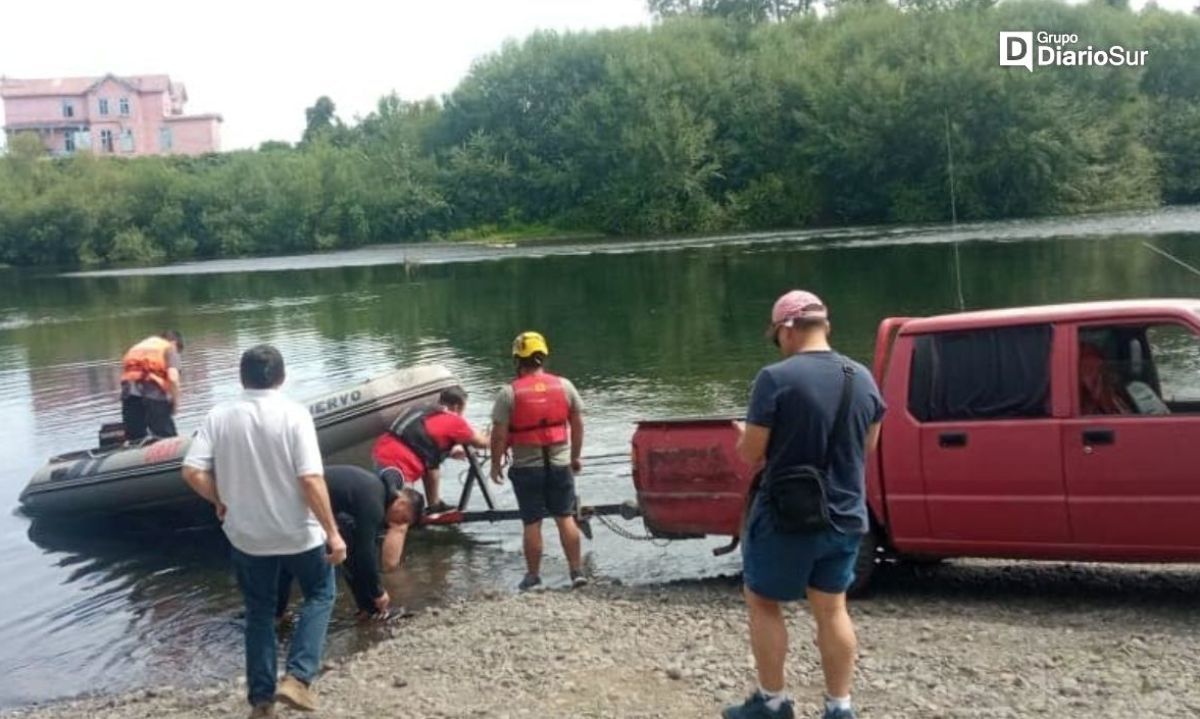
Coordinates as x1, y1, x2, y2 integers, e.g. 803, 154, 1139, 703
420, 448, 642, 537
421, 442, 743, 557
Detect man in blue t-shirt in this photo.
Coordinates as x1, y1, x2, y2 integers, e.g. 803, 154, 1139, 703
723, 290, 885, 719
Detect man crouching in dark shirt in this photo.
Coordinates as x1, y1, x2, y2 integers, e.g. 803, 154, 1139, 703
277, 464, 425, 620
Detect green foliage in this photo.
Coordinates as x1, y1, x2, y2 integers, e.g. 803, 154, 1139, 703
0, 0, 1197, 267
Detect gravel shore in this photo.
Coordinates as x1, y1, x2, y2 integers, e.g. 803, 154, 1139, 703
9, 559, 1200, 719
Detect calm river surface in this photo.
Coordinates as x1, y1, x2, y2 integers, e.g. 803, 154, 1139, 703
2, 207, 1199, 708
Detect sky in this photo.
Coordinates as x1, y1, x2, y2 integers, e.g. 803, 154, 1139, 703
0, 0, 1193, 151
0, 0, 650, 150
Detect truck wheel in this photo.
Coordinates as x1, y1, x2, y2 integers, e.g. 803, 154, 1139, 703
848, 530, 880, 598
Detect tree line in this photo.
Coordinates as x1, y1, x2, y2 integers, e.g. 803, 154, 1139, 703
1, 0, 1198, 267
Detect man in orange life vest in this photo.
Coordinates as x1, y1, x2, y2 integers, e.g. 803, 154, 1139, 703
490, 331, 587, 590
120, 330, 184, 441
372, 387, 490, 514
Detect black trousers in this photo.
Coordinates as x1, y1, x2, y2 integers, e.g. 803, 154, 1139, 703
121, 396, 177, 440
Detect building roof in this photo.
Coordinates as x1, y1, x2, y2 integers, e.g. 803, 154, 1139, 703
899, 299, 1200, 335
0, 74, 172, 98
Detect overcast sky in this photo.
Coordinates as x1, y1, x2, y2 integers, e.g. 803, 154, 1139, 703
0, 0, 1192, 150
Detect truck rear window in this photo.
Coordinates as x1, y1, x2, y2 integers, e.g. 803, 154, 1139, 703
908, 324, 1052, 422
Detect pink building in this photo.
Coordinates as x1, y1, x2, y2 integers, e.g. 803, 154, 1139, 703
1, 73, 222, 156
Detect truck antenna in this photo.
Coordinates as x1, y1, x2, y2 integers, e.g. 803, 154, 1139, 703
1143, 242, 1200, 280
945, 107, 965, 311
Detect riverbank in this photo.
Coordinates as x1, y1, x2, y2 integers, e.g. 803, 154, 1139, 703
9, 561, 1200, 719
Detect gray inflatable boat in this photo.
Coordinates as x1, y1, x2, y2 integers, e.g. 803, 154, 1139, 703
19, 364, 459, 519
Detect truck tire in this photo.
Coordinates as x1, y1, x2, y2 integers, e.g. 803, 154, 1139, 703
848, 529, 880, 598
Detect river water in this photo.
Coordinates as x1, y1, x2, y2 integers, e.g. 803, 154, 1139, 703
2, 207, 1199, 708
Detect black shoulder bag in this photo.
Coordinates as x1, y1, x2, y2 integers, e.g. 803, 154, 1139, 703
762, 364, 856, 534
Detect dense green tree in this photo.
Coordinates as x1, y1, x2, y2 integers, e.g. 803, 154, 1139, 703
0, 0, 1197, 267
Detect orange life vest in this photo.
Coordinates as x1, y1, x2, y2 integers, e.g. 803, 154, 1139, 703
120, 336, 173, 391
508, 372, 570, 447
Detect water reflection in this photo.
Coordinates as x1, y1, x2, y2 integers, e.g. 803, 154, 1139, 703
2, 209, 1200, 707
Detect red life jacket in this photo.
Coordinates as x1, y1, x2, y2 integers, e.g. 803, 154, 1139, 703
120, 336, 173, 391
508, 372, 570, 447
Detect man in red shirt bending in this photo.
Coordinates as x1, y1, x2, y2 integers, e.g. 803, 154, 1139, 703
371, 387, 490, 514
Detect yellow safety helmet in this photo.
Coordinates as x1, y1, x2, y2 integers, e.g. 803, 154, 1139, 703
512, 331, 549, 359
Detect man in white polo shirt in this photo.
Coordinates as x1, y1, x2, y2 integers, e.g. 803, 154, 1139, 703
183, 345, 346, 718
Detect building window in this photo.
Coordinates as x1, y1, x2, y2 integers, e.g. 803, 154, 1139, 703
120, 129, 134, 153
119, 97, 130, 116
62, 100, 75, 118
99, 98, 109, 115
100, 129, 114, 153
64, 131, 76, 153
159, 127, 173, 151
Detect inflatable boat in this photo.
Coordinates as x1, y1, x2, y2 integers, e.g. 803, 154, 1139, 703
19, 364, 459, 519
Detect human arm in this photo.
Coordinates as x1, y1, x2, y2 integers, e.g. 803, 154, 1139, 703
167, 368, 181, 411
866, 422, 882, 452
291, 413, 345, 564
564, 380, 584, 473
489, 422, 508, 483
181, 413, 222, 516
488, 387, 511, 482
165, 348, 181, 411
381, 523, 409, 572
736, 370, 776, 466
182, 466, 219, 505
568, 410, 584, 473
300, 474, 347, 565
735, 422, 770, 465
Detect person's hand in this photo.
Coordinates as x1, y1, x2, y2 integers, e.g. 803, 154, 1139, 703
490, 465, 505, 485
326, 532, 347, 566
449, 446, 466, 461
373, 591, 390, 616
215, 502, 227, 521
570, 458, 583, 474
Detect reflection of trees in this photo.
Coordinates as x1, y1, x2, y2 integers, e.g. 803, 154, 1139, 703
3, 233, 1199, 417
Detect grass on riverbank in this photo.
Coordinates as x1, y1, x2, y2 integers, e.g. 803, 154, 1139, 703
438, 222, 605, 246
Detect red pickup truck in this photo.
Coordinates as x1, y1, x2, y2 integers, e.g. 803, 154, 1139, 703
631, 299, 1200, 592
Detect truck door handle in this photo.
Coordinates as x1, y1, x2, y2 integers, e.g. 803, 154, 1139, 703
1083, 429, 1115, 445
938, 432, 968, 448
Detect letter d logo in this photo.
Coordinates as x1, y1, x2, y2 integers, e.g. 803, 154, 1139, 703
999, 31, 1034, 72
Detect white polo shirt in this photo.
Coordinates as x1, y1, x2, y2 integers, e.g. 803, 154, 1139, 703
183, 388, 325, 556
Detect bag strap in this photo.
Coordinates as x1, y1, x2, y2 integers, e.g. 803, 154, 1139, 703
820, 365, 856, 471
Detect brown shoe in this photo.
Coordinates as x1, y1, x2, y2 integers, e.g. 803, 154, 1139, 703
275, 674, 317, 712
249, 703, 275, 718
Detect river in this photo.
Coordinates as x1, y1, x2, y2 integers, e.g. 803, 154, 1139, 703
2, 206, 1198, 708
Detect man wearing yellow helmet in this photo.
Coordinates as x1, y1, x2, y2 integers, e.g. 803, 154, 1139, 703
490, 331, 587, 590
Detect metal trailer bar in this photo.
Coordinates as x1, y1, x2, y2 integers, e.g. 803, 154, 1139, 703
423, 447, 640, 529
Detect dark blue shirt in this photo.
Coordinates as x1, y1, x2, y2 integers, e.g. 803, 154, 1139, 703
746, 351, 886, 535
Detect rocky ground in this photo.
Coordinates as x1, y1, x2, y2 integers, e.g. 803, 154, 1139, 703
9, 559, 1200, 719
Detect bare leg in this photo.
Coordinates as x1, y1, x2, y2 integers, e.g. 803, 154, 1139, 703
806, 587, 857, 698
744, 586, 788, 693
553, 515, 583, 572
522, 521, 543, 576
422, 468, 441, 506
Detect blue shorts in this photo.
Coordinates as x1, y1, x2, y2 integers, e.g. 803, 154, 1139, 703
509, 465, 576, 525
742, 497, 862, 600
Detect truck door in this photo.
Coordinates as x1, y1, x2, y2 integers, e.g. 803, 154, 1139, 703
910, 323, 1071, 547
1063, 319, 1200, 556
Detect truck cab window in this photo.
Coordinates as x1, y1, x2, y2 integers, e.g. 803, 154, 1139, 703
1146, 324, 1200, 412
1078, 323, 1200, 415
908, 324, 1052, 422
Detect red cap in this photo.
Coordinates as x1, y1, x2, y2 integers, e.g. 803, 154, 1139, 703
766, 290, 827, 337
